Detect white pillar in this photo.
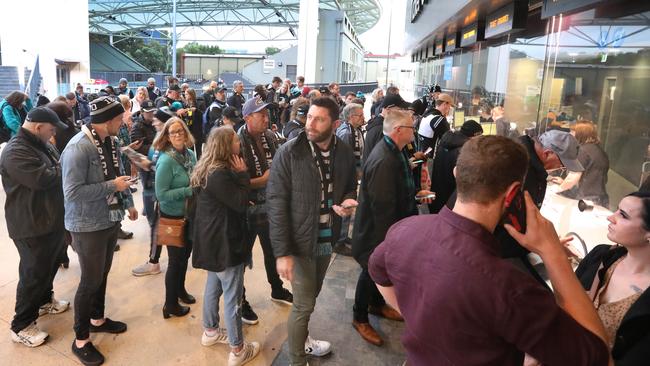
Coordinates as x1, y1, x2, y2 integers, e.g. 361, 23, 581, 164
297, 0, 318, 83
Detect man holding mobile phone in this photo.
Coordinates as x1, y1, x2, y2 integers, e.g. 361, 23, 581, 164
350, 109, 433, 346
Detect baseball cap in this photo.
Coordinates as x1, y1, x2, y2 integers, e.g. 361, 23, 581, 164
155, 107, 175, 123
242, 96, 270, 117
437, 93, 456, 107
140, 100, 156, 112
381, 94, 411, 110
215, 86, 227, 93
538, 130, 584, 172
26, 107, 68, 129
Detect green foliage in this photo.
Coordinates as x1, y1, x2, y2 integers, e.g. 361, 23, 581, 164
180, 42, 223, 55
265, 46, 281, 55
111, 36, 170, 72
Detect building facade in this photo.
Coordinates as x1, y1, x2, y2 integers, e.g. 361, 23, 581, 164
406, 0, 650, 207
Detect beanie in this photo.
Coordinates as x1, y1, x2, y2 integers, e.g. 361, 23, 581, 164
89, 96, 125, 124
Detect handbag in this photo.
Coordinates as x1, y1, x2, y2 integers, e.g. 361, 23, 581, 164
156, 215, 186, 247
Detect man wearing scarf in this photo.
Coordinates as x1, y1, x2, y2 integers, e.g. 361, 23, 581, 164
61, 96, 138, 366
237, 97, 294, 326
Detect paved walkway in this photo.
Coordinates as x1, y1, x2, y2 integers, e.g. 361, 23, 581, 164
272, 254, 406, 366
0, 186, 406, 365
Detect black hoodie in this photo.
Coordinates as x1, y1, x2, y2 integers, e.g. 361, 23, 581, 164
429, 130, 469, 213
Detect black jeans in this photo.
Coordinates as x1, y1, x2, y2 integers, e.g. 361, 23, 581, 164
162, 211, 192, 307
71, 223, 119, 340
142, 193, 162, 264
246, 213, 283, 293
353, 267, 385, 323
11, 229, 66, 333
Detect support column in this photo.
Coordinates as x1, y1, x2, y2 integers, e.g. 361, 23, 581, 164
297, 0, 318, 83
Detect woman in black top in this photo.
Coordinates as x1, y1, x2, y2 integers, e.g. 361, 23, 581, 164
575, 192, 650, 365
190, 126, 260, 363
575, 121, 610, 207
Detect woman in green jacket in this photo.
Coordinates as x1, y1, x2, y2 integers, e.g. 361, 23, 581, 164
153, 117, 197, 318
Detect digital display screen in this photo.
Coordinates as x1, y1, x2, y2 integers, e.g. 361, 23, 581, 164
485, 2, 526, 39
460, 22, 484, 47
541, 0, 604, 19
445, 33, 459, 52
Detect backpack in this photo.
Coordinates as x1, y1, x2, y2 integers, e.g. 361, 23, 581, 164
0, 105, 12, 143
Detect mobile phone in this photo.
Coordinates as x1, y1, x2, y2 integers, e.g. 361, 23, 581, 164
412, 159, 425, 165
504, 189, 526, 233
128, 177, 139, 184
424, 147, 433, 156
415, 193, 436, 200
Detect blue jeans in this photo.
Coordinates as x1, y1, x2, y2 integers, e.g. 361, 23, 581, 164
202, 263, 245, 347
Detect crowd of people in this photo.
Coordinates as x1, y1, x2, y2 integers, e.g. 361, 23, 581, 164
0, 72, 648, 366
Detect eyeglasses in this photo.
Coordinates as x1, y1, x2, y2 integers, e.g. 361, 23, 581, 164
169, 130, 186, 137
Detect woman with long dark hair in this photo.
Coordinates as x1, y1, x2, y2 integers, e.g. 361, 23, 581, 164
191, 126, 260, 365
575, 191, 650, 364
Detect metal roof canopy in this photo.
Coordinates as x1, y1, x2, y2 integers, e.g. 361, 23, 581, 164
88, 0, 381, 41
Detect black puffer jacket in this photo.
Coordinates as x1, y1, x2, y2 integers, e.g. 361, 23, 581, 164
0, 128, 64, 239
429, 131, 469, 213
192, 169, 251, 272
267, 132, 357, 258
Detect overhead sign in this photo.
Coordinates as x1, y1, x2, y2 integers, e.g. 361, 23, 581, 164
460, 22, 484, 47
263, 59, 275, 74
410, 0, 429, 23
434, 39, 444, 55
542, 0, 604, 19
445, 32, 460, 52
485, 2, 527, 39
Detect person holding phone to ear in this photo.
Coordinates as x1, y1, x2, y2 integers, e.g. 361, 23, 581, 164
350, 109, 433, 346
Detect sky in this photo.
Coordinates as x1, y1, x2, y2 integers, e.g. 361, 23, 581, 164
176, 0, 406, 55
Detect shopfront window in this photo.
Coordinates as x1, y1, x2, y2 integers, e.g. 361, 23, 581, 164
538, 9, 650, 206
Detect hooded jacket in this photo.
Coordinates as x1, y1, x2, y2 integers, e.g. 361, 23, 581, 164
429, 130, 470, 213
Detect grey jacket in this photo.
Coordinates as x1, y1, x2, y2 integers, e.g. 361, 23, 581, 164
61, 130, 133, 232
267, 131, 357, 258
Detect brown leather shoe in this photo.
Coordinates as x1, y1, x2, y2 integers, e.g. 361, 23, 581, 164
352, 321, 383, 346
368, 305, 404, 321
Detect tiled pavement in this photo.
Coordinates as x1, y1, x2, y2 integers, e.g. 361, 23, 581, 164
272, 254, 407, 366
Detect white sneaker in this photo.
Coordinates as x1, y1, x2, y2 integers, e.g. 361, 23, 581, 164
201, 328, 229, 346
304, 335, 331, 357
228, 341, 260, 366
132, 262, 162, 277
10, 322, 48, 347
38, 296, 70, 316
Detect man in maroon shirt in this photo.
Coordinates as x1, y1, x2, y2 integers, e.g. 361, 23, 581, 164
369, 135, 610, 366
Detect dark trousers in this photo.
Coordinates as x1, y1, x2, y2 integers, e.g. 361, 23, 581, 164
71, 224, 119, 340
246, 213, 283, 293
142, 193, 162, 264
11, 229, 66, 333
161, 211, 192, 306
353, 267, 385, 323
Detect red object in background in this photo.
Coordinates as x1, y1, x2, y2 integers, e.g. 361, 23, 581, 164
93, 79, 109, 84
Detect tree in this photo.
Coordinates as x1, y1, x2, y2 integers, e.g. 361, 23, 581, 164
180, 42, 223, 55
265, 46, 281, 55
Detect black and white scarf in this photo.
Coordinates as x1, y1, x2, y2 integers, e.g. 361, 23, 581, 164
241, 127, 273, 179
82, 124, 124, 222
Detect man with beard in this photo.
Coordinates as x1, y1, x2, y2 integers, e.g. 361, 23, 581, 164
268, 97, 358, 366
61, 96, 138, 365
146, 78, 162, 101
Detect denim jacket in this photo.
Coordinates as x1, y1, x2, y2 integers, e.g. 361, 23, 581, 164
61, 131, 134, 232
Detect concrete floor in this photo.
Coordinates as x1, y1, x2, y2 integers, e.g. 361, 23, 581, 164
0, 178, 406, 366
